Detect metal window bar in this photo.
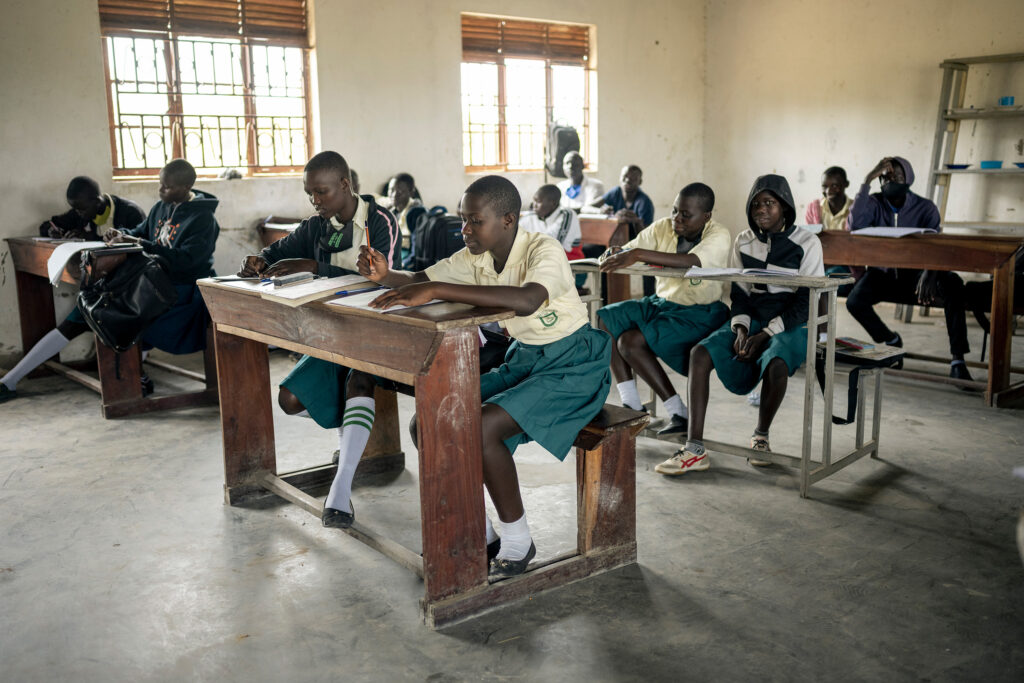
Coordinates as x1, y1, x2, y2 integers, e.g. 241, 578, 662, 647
105, 35, 310, 176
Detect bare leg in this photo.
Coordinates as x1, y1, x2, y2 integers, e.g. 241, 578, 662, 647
480, 403, 526, 522
618, 329, 677, 400
756, 357, 789, 433
687, 345, 714, 441
277, 386, 306, 414
600, 319, 634, 383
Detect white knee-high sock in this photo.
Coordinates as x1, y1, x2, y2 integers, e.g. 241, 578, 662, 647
1, 329, 70, 390
496, 513, 532, 561
324, 397, 374, 514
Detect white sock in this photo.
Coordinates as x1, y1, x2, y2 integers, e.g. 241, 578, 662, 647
294, 409, 310, 419
496, 512, 532, 561
324, 397, 374, 514
617, 379, 642, 410
485, 516, 499, 545
140, 349, 150, 362
1, 329, 70, 390
664, 394, 688, 419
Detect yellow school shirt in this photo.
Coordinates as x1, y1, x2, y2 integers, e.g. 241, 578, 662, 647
822, 196, 852, 232
623, 217, 731, 306
425, 230, 588, 345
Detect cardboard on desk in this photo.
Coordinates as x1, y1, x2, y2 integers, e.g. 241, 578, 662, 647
260, 274, 371, 307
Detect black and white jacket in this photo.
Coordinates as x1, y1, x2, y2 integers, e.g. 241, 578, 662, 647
730, 174, 824, 336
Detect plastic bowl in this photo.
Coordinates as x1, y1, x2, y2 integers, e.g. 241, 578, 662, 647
945, 163, 970, 170
980, 160, 1003, 169
1015, 162, 1024, 169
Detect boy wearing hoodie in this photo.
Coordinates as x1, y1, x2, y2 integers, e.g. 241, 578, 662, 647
845, 156, 971, 380
0, 159, 219, 402
654, 175, 824, 475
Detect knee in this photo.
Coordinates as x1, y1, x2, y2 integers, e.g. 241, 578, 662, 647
689, 344, 712, 375
277, 386, 305, 414
765, 357, 788, 383
346, 370, 376, 398
617, 329, 646, 359
845, 290, 865, 313
57, 319, 88, 339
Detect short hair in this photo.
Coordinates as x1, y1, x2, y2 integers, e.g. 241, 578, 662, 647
391, 172, 415, 190
536, 184, 561, 203
622, 164, 642, 176
823, 166, 848, 183
680, 182, 715, 212
161, 158, 197, 188
304, 151, 350, 183
465, 175, 521, 218
66, 176, 101, 200
564, 151, 583, 164
350, 168, 360, 192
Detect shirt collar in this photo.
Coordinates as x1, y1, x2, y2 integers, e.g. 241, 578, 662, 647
93, 194, 113, 227
330, 195, 368, 231
469, 228, 529, 274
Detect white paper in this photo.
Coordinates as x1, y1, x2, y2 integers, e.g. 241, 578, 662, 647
46, 241, 106, 284
326, 288, 442, 313
686, 267, 792, 277
852, 227, 931, 238
260, 274, 368, 301
797, 223, 824, 234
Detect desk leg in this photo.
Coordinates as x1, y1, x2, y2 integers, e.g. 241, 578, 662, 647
96, 341, 143, 416
15, 271, 58, 377
415, 328, 487, 608
215, 328, 276, 504
577, 431, 636, 560
606, 271, 630, 305
987, 260, 1014, 406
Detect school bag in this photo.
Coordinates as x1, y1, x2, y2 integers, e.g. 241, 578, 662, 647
406, 206, 464, 271
77, 247, 177, 352
545, 123, 581, 178
813, 340, 904, 425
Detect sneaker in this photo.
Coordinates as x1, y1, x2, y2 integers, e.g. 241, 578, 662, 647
0, 384, 16, 404
748, 435, 772, 467
140, 373, 155, 397
656, 413, 688, 438
654, 448, 710, 475
746, 389, 761, 407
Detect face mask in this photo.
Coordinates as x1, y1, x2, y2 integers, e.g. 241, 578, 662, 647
881, 182, 910, 201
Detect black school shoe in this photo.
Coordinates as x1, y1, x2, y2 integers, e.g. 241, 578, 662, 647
322, 502, 355, 529
140, 373, 155, 397
486, 538, 501, 562
656, 414, 688, 438
488, 542, 536, 580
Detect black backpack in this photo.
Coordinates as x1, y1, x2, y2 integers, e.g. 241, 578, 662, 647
545, 123, 581, 178
406, 207, 465, 271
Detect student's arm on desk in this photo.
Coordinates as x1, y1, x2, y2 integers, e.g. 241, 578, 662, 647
600, 248, 700, 272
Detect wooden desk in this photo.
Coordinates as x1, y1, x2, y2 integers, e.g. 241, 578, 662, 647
579, 216, 632, 302
199, 281, 640, 627
819, 231, 1023, 406
5, 237, 218, 418
256, 216, 302, 248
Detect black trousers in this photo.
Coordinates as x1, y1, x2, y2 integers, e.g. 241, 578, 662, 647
963, 278, 1024, 331
845, 267, 970, 356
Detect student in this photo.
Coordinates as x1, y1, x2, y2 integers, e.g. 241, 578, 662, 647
356, 175, 611, 578
237, 152, 399, 524
805, 166, 852, 232
558, 151, 605, 210
846, 156, 972, 380
656, 174, 823, 475
520, 184, 584, 261
40, 176, 145, 240
592, 165, 655, 237
387, 172, 426, 253
597, 183, 731, 436
1, 159, 219, 402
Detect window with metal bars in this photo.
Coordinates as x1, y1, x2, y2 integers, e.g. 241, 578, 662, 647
98, 0, 312, 177
460, 14, 595, 172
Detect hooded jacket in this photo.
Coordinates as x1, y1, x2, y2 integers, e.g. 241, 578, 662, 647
39, 194, 146, 239
849, 156, 940, 230
730, 174, 824, 335
260, 194, 399, 278
125, 190, 220, 285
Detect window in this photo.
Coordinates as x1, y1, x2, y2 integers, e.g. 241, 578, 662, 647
98, 0, 312, 177
460, 14, 594, 171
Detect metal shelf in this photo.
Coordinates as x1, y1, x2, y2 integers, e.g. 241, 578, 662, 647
944, 108, 1024, 120
933, 168, 1024, 174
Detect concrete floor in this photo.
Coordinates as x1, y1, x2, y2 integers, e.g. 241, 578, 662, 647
1, 304, 1023, 682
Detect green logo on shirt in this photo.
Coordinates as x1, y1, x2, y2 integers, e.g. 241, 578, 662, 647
539, 311, 559, 327
689, 278, 703, 285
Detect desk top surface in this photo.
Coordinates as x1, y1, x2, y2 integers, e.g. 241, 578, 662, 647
819, 230, 1023, 272
605, 264, 854, 290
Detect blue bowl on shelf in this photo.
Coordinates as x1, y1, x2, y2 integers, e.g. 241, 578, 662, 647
980, 160, 1003, 169
1015, 162, 1024, 169
945, 163, 970, 170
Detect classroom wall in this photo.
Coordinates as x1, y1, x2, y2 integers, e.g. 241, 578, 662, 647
0, 0, 704, 362
703, 0, 1024, 235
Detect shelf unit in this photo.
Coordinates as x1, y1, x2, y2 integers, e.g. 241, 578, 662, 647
926, 52, 1024, 234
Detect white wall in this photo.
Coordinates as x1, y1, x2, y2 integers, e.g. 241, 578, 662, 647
0, 0, 704, 362
703, 0, 1024, 235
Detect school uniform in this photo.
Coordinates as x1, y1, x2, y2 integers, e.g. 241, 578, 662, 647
66, 190, 220, 355
597, 217, 732, 375
271, 196, 399, 428
600, 186, 655, 229
425, 230, 611, 460
804, 196, 852, 232
557, 176, 605, 210
699, 175, 824, 395
394, 199, 425, 252
519, 207, 584, 260
39, 193, 145, 239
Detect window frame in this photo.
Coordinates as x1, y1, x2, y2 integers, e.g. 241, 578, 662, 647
460, 15, 594, 173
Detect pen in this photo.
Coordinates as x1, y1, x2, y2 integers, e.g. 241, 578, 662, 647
335, 285, 385, 296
